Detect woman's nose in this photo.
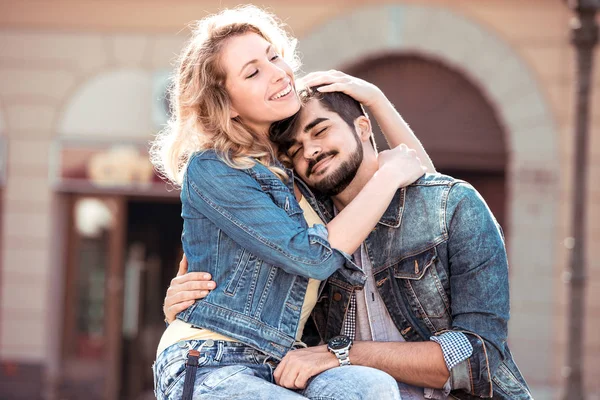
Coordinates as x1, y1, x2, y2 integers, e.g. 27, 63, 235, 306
270, 64, 287, 83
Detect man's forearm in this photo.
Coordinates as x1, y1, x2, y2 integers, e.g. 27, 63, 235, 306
367, 96, 436, 173
350, 341, 449, 389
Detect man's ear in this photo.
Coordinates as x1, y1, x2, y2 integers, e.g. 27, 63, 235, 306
354, 116, 372, 143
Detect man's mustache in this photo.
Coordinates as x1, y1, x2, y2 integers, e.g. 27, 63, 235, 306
306, 151, 338, 178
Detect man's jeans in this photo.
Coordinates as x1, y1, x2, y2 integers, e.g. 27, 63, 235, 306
153, 340, 402, 400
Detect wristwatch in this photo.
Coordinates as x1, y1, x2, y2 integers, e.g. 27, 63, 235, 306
327, 335, 353, 366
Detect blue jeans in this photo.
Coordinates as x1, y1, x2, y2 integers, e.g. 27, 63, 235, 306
153, 340, 402, 400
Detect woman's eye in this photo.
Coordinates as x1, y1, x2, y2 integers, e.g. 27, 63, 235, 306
246, 70, 259, 79
270, 54, 280, 61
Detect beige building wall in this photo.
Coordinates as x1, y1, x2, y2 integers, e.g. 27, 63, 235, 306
0, 0, 598, 398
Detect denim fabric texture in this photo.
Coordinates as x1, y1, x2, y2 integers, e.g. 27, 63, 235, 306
178, 151, 365, 360
301, 173, 533, 400
153, 340, 401, 400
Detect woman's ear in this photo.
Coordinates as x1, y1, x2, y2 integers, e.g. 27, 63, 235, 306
230, 106, 239, 119
354, 116, 373, 142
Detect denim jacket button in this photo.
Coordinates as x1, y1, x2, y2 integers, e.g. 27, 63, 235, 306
333, 293, 342, 301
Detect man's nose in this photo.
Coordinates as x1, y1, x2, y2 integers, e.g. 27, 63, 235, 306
304, 144, 321, 159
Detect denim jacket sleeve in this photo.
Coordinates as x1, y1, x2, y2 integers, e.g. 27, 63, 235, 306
444, 182, 510, 397
183, 154, 364, 283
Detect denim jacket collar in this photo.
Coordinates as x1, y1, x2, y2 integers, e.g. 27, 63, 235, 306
377, 190, 404, 228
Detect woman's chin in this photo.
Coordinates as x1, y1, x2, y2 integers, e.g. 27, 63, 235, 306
278, 98, 301, 119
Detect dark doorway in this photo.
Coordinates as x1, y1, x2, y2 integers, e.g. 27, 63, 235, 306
120, 199, 183, 400
345, 55, 508, 230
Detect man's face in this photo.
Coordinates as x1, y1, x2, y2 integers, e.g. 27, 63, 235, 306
285, 99, 364, 196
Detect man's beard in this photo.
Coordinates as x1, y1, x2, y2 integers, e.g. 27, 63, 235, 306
307, 135, 363, 197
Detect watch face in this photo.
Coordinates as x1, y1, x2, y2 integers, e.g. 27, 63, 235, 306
328, 335, 352, 351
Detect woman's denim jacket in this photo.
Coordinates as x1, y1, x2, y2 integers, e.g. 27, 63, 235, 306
176, 151, 365, 360
299, 174, 532, 400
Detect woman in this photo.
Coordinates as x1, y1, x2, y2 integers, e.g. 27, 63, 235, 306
151, 5, 433, 400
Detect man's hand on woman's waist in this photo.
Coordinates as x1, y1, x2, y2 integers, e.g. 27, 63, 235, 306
163, 254, 216, 323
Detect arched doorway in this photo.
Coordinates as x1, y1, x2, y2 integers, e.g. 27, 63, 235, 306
346, 55, 507, 229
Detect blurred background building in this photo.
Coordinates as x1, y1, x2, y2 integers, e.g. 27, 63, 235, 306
0, 0, 598, 399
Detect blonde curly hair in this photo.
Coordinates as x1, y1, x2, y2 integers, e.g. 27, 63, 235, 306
150, 5, 301, 185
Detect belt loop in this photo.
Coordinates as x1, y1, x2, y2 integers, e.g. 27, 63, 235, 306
214, 341, 224, 362
197, 339, 214, 355
181, 350, 200, 400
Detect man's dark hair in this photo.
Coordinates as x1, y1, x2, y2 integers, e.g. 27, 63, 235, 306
269, 85, 368, 158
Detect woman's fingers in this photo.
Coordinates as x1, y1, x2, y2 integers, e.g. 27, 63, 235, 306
313, 83, 347, 94
298, 70, 347, 89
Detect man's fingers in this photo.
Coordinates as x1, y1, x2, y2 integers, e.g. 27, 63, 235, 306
273, 366, 281, 384
279, 371, 298, 389
170, 272, 212, 286
295, 373, 310, 390
273, 357, 286, 379
166, 282, 214, 297
166, 300, 195, 319
274, 355, 305, 389
179, 280, 216, 292
167, 276, 212, 296
171, 290, 210, 304
177, 254, 188, 276
170, 300, 194, 313
273, 356, 290, 385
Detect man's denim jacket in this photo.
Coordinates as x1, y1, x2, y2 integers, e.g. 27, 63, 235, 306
176, 151, 365, 360
298, 174, 533, 399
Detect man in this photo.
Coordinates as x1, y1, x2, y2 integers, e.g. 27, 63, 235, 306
163, 73, 532, 399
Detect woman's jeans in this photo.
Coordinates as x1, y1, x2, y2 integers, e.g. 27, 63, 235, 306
153, 340, 402, 400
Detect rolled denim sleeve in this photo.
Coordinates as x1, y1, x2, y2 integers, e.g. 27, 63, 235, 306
183, 154, 363, 283
444, 182, 510, 397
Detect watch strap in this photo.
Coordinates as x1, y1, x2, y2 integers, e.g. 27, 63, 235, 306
333, 348, 351, 366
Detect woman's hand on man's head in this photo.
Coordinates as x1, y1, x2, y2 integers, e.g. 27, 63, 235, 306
298, 70, 385, 108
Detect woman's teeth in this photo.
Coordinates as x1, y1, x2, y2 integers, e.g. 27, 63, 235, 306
270, 85, 292, 100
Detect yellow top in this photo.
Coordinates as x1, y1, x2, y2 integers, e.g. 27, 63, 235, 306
156, 195, 324, 357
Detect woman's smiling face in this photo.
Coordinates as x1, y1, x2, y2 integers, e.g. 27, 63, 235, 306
221, 32, 301, 135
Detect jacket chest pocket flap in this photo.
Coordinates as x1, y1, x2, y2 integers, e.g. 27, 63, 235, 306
393, 247, 437, 280
392, 247, 451, 327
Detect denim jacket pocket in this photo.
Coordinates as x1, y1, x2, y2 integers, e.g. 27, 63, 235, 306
258, 175, 304, 217
224, 248, 254, 297
393, 247, 451, 332
283, 194, 304, 218
492, 361, 533, 399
